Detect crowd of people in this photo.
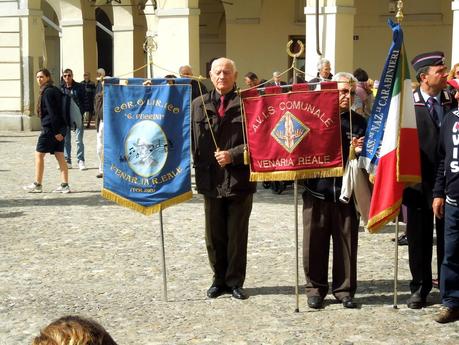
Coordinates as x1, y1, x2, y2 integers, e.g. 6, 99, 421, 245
192, 53, 459, 325
24, 52, 459, 325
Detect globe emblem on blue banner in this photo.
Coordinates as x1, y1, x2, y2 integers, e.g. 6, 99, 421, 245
125, 120, 169, 178
271, 111, 309, 153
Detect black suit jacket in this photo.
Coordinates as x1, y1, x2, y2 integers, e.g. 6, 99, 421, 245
403, 88, 456, 208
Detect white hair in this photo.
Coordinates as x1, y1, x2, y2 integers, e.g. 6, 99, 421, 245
211, 57, 237, 73
179, 65, 192, 74
317, 58, 331, 71
96, 68, 106, 77
332, 72, 357, 84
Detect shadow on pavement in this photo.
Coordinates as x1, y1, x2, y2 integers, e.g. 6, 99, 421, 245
0, 194, 112, 207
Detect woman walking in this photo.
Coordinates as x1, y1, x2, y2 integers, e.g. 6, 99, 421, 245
23, 68, 70, 193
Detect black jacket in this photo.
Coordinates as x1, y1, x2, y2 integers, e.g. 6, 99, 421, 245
303, 110, 367, 202
61, 81, 85, 116
432, 108, 459, 205
403, 88, 456, 208
39, 85, 66, 136
191, 89, 256, 198
81, 80, 96, 112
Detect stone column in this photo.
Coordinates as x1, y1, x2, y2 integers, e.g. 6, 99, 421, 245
60, 18, 85, 79
153, 0, 201, 76
304, 0, 356, 78
0, 0, 43, 130
452, 0, 459, 65
112, 24, 135, 77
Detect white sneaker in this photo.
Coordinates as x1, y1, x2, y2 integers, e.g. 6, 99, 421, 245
53, 184, 70, 194
67, 162, 73, 169
23, 182, 42, 193
78, 160, 87, 171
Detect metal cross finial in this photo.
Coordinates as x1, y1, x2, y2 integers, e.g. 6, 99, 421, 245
395, 0, 404, 23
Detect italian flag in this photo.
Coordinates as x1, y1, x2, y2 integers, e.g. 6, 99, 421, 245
366, 46, 421, 233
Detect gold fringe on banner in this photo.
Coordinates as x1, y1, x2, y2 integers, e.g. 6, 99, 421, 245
250, 167, 343, 182
101, 188, 193, 216
398, 174, 421, 184
366, 199, 402, 233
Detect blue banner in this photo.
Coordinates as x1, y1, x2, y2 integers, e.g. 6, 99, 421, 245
359, 20, 403, 174
102, 78, 192, 215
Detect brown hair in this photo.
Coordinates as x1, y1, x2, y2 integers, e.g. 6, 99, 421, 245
36, 68, 53, 84
36, 69, 54, 118
31, 316, 117, 345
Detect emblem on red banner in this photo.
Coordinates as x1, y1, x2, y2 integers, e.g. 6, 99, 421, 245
241, 84, 343, 181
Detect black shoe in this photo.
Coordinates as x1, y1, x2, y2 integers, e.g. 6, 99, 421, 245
231, 287, 248, 300
407, 293, 426, 309
307, 296, 323, 309
342, 296, 357, 308
207, 285, 226, 299
397, 234, 408, 246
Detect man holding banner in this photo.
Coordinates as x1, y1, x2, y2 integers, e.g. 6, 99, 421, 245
191, 57, 256, 300
302, 72, 367, 309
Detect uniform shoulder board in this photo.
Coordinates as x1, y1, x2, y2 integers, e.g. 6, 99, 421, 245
443, 89, 452, 103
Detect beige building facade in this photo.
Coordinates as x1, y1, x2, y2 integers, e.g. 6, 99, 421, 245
0, 0, 458, 131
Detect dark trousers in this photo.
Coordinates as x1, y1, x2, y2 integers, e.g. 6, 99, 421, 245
441, 203, 459, 309
302, 193, 359, 300
406, 206, 444, 297
204, 194, 253, 288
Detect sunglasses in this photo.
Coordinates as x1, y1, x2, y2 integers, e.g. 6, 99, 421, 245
63, 74, 72, 78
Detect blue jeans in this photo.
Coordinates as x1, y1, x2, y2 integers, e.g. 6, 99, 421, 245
64, 125, 85, 163
441, 203, 459, 308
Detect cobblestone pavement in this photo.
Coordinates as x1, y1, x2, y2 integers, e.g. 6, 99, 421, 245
1, 129, 458, 345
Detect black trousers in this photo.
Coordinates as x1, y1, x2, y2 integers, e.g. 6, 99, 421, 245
302, 193, 359, 300
406, 206, 444, 297
204, 194, 253, 288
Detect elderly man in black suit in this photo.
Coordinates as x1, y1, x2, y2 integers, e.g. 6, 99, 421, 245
403, 51, 457, 309
191, 58, 256, 300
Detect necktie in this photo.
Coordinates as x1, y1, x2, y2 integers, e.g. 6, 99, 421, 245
427, 97, 440, 126
218, 95, 225, 117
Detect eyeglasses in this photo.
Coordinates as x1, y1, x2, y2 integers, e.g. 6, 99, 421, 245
63, 74, 72, 78
339, 89, 356, 96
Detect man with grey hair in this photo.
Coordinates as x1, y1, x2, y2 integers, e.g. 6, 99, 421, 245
191, 57, 256, 300
179, 64, 208, 100
309, 58, 333, 90
271, 71, 286, 87
309, 58, 333, 83
302, 72, 366, 309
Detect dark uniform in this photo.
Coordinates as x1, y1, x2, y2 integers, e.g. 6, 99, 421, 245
403, 51, 457, 308
433, 89, 459, 318
191, 89, 256, 292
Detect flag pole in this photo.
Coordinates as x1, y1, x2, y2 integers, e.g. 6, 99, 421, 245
393, 0, 404, 309
393, 219, 399, 308
144, 35, 168, 301
159, 207, 168, 302
286, 40, 304, 313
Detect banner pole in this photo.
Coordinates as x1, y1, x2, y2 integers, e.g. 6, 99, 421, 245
393, 218, 399, 308
294, 180, 300, 312
286, 40, 304, 313
159, 209, 168, 302
393, 0, 404, 309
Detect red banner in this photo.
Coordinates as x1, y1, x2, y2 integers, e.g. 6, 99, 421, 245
241, 84, 343, 181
